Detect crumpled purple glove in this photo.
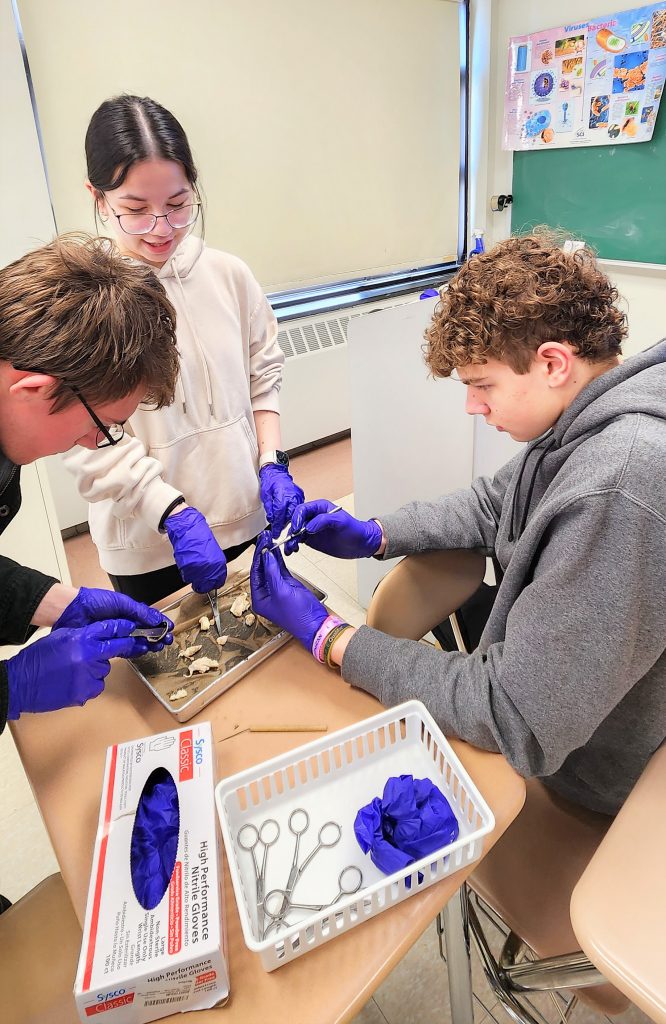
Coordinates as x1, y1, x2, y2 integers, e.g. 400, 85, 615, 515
354, 775, 459, 877
6, 620, 152, 719
250, 531, 328, 649
259, 464, 305, 539
53, 587, 172, 649
165, 506, 227, 593
285, 499, 382, 558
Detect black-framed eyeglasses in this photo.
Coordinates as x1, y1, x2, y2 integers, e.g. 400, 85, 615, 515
12, 366, 126, 448
102, 195, 201, 236
71, 386, 125, 448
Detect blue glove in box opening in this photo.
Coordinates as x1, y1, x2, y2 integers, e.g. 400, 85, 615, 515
74, 722, 229, 1023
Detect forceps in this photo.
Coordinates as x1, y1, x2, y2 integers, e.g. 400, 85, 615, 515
206, 590, 223, 635
263, 865, 364, 929
268, 506, 343, 552
237, 818, 280, 937
129, 619, 170, 643
265, 810, 342, 934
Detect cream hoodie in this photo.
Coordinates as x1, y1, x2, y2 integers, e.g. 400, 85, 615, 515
64, 237, 283, 575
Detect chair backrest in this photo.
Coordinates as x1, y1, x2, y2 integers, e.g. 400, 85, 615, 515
366, 548, 486, 641
570, 742, 666, 1023
0, 872, 81, 1023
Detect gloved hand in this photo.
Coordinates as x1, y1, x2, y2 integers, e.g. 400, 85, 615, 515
250, 531, 328, 649
285, 499, 383, 558
6, 620, 152, 719
259, 464, 305, 539
165, 506, 227, 593
53, 587, 173, 649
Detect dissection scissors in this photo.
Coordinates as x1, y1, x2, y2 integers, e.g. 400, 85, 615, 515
206, 589, 223, 635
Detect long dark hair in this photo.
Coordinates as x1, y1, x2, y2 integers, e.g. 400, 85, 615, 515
85, 94, 204, 231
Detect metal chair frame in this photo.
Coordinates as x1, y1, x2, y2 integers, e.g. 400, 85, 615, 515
441, 610, 609, 1024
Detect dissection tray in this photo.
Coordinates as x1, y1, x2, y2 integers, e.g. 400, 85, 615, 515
129, 569, 326, 721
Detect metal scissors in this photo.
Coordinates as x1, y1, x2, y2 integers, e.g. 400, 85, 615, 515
263, 865, 364, 930
265, 810, 341, 934
268, 505, 343, 552
237, 818, 280, 937
206, 590, 223, 635
129, 619, 171, 643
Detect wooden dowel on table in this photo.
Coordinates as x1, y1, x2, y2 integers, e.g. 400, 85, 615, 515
217, 725, 328, 742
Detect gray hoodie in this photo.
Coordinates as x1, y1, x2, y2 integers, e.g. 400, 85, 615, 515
342, 340, 666, 815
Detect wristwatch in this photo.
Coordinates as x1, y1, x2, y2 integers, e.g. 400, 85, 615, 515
258, 449, 290, 470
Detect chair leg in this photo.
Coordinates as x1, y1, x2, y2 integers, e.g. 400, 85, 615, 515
463, 887, 555, 1024
440, 884, 475, 1023
448, 611, 469, 654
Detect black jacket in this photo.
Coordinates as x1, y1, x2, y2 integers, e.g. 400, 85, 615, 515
0, 451, 59, 731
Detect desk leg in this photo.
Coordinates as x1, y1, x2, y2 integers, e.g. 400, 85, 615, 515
441, 884, 475, 1024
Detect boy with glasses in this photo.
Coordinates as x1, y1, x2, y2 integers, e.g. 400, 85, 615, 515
0, 235, 179, 733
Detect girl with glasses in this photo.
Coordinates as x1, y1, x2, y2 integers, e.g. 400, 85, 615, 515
64, 94, 303, 604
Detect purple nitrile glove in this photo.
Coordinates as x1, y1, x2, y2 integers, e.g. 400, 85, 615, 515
6, 620, 152, 719
284, 499, 382, 558
259, 464, 305, 539
165, 506, 227, 593
53, 587, 173, 650
250, 531, 328, 649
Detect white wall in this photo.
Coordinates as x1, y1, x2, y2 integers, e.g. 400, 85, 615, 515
349, 298, 475, 606
0, 0, 54, 266
471, 0, 665, 477
0, 0, 71, 584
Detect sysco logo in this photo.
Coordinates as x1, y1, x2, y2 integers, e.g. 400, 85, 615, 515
97, 989, 126, 1002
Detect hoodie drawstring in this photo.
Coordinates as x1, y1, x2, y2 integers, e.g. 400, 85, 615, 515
508, 432, 556, 542
172, 260, 216, 418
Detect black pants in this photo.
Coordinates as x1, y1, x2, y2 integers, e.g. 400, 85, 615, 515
108, 537, 257, 606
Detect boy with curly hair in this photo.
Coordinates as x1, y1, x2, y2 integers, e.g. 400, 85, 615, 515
252, 230, 666, 817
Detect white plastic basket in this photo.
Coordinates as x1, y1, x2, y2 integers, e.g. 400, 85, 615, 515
215, 700, 495, 971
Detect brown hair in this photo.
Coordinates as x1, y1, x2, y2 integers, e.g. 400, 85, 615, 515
0, 234, 179, 410
425, 229, 627, 377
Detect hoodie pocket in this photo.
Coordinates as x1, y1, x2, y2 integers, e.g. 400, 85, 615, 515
150, 413, 261, 528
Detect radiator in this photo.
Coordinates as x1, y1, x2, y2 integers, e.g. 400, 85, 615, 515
278, 293, 424, 451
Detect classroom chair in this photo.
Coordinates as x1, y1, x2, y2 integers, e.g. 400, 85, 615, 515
0, 871, 81, 1024
367, 549, 664, 1023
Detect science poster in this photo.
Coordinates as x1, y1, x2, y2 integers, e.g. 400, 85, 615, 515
502, 4, 666, 150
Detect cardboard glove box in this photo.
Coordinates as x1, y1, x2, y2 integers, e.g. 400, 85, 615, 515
74, 722, 229, 1022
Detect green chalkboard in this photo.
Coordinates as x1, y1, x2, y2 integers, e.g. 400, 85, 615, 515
511, 104, 666, 264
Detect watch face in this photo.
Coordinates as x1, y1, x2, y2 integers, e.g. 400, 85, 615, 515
276, 450, 289, 467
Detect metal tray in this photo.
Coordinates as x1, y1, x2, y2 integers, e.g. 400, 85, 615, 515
128, 571, 326, 722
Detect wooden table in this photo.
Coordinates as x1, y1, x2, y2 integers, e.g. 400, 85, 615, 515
12, 635, 525, 1024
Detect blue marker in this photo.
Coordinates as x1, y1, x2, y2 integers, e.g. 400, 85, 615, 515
470, 229, 485, 257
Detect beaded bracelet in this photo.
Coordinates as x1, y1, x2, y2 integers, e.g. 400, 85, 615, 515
311, 614, 344, 663
323, 623, 352, 668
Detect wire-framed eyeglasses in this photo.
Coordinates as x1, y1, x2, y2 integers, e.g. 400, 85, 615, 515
71, 386, 125, 447
103, 195, 201, 236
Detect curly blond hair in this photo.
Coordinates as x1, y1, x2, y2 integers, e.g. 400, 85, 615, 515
425, 229, 627, 377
